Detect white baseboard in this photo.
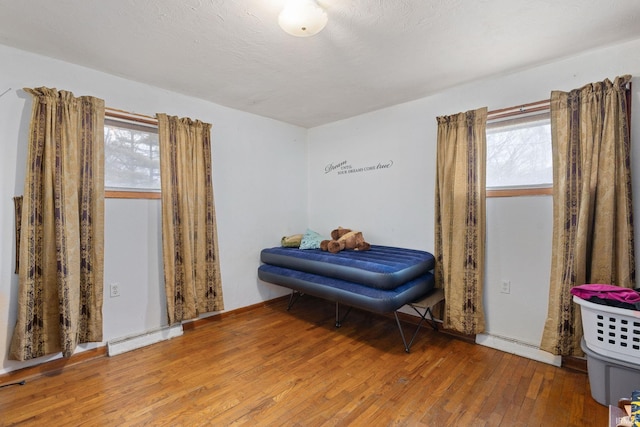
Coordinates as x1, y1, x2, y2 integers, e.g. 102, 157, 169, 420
476, 333, 562, 366
107, 324, 183, 356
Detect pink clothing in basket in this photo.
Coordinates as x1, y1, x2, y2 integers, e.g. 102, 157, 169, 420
571, 284, 640, 310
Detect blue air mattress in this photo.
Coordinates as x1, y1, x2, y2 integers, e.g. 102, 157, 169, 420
258, 264, 435, 313
259, 245, 435, 290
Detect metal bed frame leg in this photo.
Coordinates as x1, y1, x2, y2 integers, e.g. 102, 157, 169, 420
335, 302, 352, 328
287, 290, 301, 311
395, 305, 439, 353
408, 305, 439, 331
394, 289, 445, 352
394, 312, 411, 353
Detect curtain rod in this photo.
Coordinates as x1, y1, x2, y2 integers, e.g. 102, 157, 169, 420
487, 99, 550, 121
105, 107, 157, 125
487, 77, 632, 121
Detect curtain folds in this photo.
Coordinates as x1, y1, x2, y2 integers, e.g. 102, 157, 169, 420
10, 87, 104, 361
157, 114, 223, 325
541, 75, 635, 356
435, 107, 488, 334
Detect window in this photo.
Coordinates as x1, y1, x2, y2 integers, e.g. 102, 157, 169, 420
486, 103, 552, 197
104, 111, 160, 199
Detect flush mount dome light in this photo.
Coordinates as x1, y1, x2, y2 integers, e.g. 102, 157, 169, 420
278, 0, 328, 37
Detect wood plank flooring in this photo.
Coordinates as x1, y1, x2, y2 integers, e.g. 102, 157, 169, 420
0, 296, 607, 426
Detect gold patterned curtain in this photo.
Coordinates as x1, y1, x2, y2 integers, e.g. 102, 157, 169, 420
434, 107, 488, 334
541, 75, 635, 356
157, 114, 224, 324
10, 87, 105, 361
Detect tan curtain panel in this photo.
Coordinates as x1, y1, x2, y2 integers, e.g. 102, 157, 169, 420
157, 114, 224, 324
434, 107, 488, 334
541, 75, 635, 356
10, 87, 105, 361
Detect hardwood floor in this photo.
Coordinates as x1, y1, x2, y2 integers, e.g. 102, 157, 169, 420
0, 296, 607, 426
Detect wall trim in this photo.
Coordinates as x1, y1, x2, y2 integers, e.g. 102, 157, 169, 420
476, 333, 562, 366
107, 324, 184, 356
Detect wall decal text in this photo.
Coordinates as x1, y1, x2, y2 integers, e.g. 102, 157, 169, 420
324, 159, 394, 176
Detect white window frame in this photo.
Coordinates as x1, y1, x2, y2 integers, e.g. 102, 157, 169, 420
486, 100, 552, 198
104, 109, 161, 200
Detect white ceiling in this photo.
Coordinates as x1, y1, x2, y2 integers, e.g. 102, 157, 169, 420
1, 0, 640, 128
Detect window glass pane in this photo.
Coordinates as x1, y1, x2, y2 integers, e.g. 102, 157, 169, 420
104, 119, 160, 191
486, 113, 552, 188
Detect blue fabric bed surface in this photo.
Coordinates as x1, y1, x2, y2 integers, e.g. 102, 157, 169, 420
260, 245, 435, 290
257, 264, 435, 313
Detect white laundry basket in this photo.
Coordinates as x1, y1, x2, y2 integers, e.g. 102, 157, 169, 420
574, 295, 640, 364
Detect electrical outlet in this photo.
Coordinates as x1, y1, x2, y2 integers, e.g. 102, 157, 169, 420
500, 280, 511, 294
110, 283, 120, 298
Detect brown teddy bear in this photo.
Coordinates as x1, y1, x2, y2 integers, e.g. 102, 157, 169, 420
320, 226, 371, 254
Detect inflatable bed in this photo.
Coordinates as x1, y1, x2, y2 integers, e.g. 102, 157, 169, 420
258, 245, 441, 352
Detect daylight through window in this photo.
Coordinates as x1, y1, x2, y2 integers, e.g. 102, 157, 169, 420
104, 116, 160, 194
486, 110, 552, 193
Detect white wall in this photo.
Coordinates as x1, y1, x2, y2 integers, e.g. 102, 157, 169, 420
308, 38, 640, 364
0, 44, 307, 374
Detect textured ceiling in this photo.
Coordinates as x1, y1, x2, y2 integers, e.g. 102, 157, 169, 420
1, 0, 640, 128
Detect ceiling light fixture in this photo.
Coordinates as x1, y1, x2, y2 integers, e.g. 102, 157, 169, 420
278, 0, 328, 37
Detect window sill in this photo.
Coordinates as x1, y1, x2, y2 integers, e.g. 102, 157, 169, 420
486, 187, 552, 198
105, 190, 161, 200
